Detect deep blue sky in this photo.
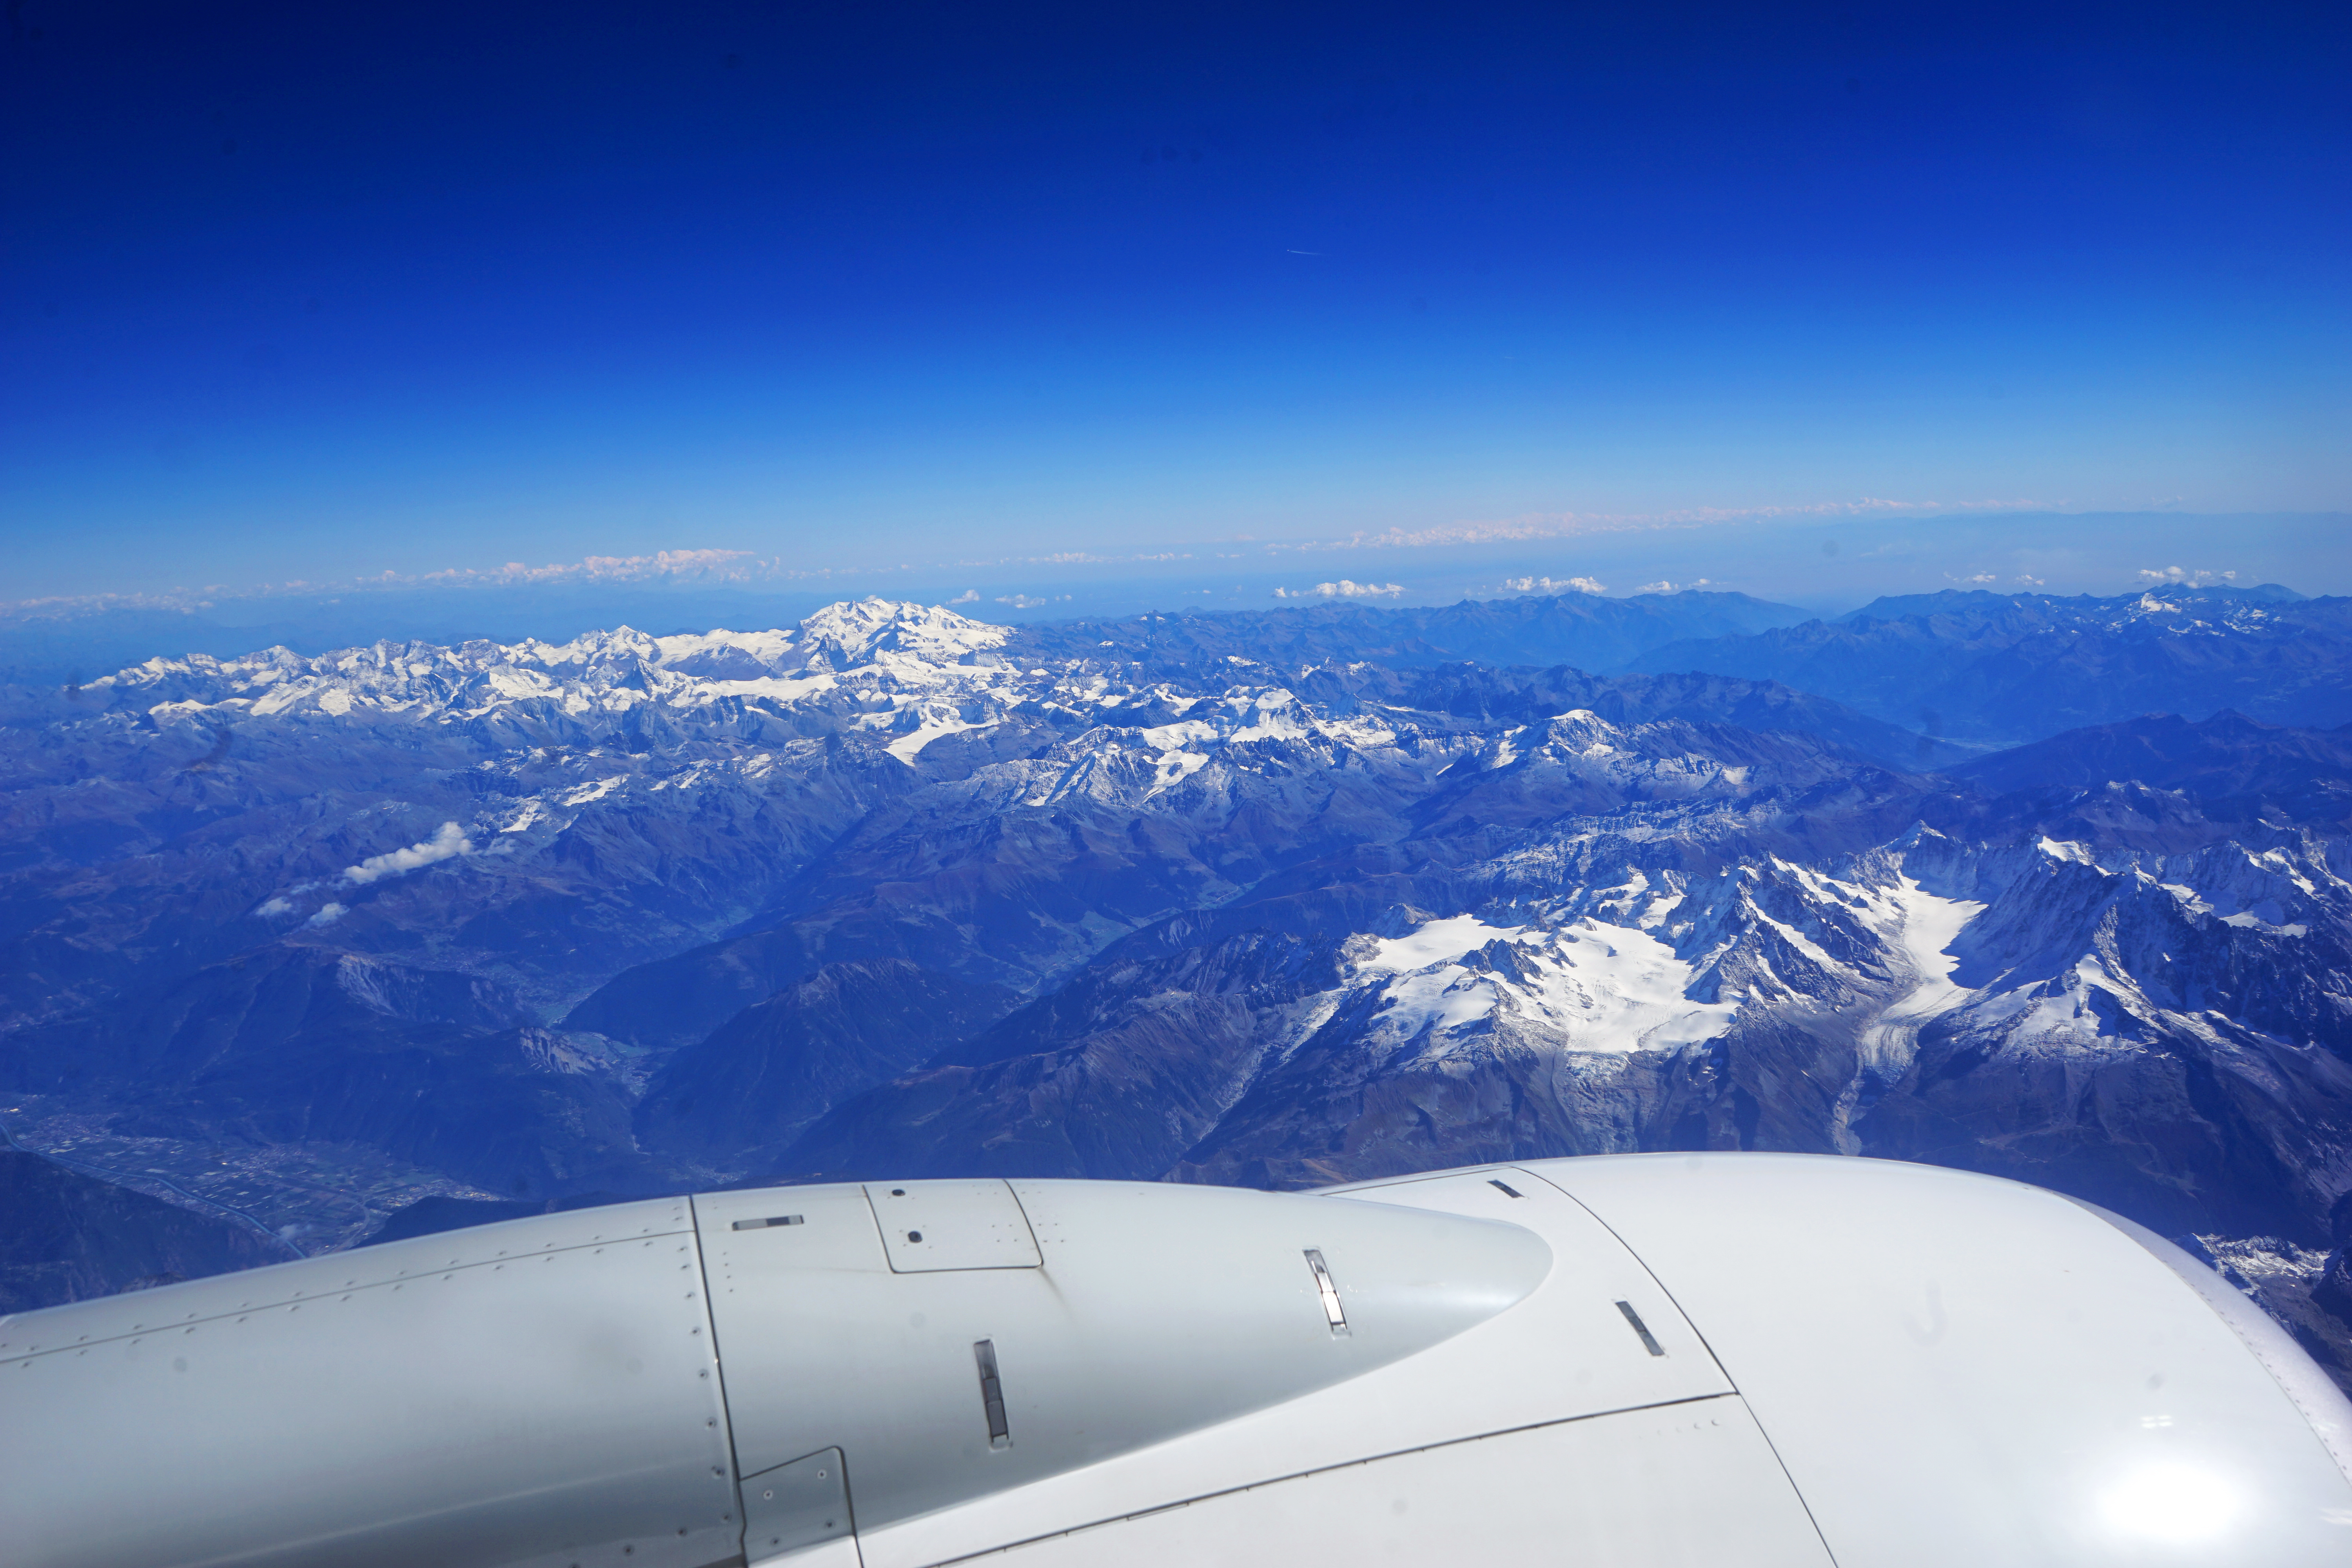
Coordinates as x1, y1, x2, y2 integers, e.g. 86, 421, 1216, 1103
4, 1, 2346, 607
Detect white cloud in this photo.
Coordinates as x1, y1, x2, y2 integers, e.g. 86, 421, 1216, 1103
1633, 581, 1675, 595
343, 820, 473, 886
2015, 574, 2045, 586
254, 880, 322, 916
995, 593, 1071, 610
943, 589, 980, 604
1272, 580, 1405, 600
1965, 573, 1996, 584
306, 902, 348, 927
2138, 566, 2235, 586
1499, 575, 1606, 596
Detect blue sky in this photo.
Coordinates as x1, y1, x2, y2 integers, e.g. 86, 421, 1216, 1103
3, 1, 2347, 607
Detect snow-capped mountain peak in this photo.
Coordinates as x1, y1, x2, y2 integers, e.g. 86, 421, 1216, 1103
788, 597, 1011, 671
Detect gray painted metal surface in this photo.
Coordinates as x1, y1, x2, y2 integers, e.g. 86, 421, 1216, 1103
740, 1448, 853, 1560
693, 1178, 1552, 1531
1, 1198, 738, 1568
866, 1181, 1042, 1271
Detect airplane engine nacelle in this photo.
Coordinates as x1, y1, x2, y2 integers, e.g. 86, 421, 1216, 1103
4, 1154, 2349, 1567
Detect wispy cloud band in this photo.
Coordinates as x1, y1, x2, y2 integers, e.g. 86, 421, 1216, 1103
4, 495, 2071, 620
1268, 496, 2060, 555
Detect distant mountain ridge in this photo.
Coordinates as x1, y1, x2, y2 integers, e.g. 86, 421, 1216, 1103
0, 584, 1806, 696
1007, 588, 1807, 674
1956, 711, 2352, 830
1624, 584, 2352, 746
1835, 581, 2312, 621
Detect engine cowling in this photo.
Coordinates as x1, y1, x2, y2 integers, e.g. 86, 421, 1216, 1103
3, 1155, 2347, 1568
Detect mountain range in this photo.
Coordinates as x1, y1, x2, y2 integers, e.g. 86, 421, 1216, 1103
1628, 584, 2352, 748
3, 587, 2349, 1386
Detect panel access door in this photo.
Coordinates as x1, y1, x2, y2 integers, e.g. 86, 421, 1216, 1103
740, 1446, 854, 1564
864, 1180, 1043, 1271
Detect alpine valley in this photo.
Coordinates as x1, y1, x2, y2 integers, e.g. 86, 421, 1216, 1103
4, 587, 2352, 1385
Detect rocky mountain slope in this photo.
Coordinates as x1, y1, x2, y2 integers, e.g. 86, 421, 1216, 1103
1, 593, 2348, 1385
0, 1145, 287, 1313
776, 781, 2352, 1236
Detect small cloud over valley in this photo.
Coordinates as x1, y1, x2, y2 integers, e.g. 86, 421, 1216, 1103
343, 821, 472, 886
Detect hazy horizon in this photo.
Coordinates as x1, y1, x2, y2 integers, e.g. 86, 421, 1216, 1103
7, 507, 2344, 634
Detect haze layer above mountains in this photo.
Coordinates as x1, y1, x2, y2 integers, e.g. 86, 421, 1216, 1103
5, 583, 2352, 1381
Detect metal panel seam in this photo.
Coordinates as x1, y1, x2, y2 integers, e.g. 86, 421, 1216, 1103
912, 1393, 1746, 1567
688, 1195, 755, 1543
1003, 1182, 1044, 1267
1514, 1166, 1844, 1568
0, 1222, 702, 1367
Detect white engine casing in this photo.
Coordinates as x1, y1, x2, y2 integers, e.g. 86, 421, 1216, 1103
4, 1152, 2348, 1566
